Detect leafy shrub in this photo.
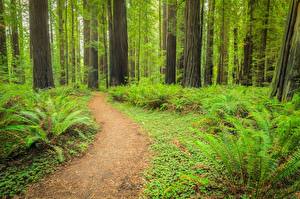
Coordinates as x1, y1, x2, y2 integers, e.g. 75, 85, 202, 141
0, 84, 96, 160
109, 83, 300, 198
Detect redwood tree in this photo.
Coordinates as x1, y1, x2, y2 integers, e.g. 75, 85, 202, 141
241, 0, 254, 86
217, 0, 229, 85
204, 0, 215, 86
165, 0, 176, 84
182, 0, 201, 87
110, 0, 128, 86
29, 0, 54, 89
83, 0, 90, 83
271, 0, 300, 101
0, 0, 8, 82
10, 0, 22, 83
58, 0, 66, 85
88, 3, 99, 89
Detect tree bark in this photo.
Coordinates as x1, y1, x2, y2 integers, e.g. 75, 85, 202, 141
101, 3, 109, 89
182, 0, 201, 87
10, 0, 21, 83
71, 0, 76, 84
110, 0, 128, 86
165, 0, 176, 84
29, 0, 54, 89
58, 0, 66, 85
137, 1, 141, 82
217, 0, 229, 85
233, 27, 240, 84
65, 0, 69, 84
204, 0, 215, 86
271, 0, 300, 101
241, 0, 254, 86
257, 0, 270, 86
162, 0, 167, 51
88, 3, 99, 89
0, 0, 8, 82
83, 0, 90, 84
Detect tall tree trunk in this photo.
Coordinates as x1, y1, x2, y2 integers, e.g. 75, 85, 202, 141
88, 4, 99, 89
241, 0, 254, 86
17, 0, 25, 83
83, 0, 90, 84
162, 0, 167, 51
58, 0, 66, 85
49, 0, 54, 48
137, 2, 141, 82
130, 43, 135, 80
29, 0, 54, 89
107, 0, 115, 84
76, 3, 81, 84
10, 0, 21, 83
101, 2, 108, 89
0, 0, 8, 82
165, 0, 177, 84
271, 0, 300, 101
159, 0, 162, 74
182, 0, 201, 87
110, 0, 128, 86
257, 0, 270, 86
233, 27, 239, 84
204, 0, 215, 86
217, 0, 229, 85
65, 0, 69, 84
71, 0, 76, 83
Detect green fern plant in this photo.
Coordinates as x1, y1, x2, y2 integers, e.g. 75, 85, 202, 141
196, 127, 300, 198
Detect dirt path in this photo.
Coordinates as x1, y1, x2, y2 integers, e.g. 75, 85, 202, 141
26, 93, 149, 199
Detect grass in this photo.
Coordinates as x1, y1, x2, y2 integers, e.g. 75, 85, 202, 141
112, 103, 212, 198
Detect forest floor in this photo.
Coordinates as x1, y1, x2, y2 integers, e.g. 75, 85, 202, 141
25, 93, 150, 199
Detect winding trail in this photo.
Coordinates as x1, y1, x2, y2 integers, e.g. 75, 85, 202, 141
26, 93, 149, 199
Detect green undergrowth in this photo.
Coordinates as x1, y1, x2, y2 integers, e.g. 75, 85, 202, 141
112, 103, 211, 198
109, 82, 300, 198
0, 84, 98, 197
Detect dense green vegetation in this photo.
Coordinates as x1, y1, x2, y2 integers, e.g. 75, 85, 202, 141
110, 83, 300, 198
1, 0, 300, 197
0, 85, 98, 196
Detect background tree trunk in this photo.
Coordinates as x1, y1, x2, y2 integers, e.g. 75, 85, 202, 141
58, 0, 66, 85
205, 0, 215, 86
88, 4, 99, 89
233, 27, 239, 84
110, 0, 128, 86
162, 0, 167, 51
217, 0, 229, 85
165, 0, 176, 84
101, 3, 109, 89
65, 0, 69, 84
10, 0, 21, 83
71, 0, 76, 84
83, 0, 90, 84
182, 0, 201, 87
271, 0, 300, 101
29, 0, 54, 89
257, 0, 270, 86
241, 0, 254, 86
0, 0, 8, 82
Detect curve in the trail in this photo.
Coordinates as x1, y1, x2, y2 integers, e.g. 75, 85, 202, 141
26, 93, 149, 199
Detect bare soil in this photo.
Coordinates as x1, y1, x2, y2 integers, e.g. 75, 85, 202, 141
25, 93, 149, 199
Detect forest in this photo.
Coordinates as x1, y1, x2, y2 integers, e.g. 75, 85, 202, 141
0, 0, 300, 198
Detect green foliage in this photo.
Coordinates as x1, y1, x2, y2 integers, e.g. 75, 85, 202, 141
112, 103, 210, 198
110, 83, 300, 198
0, 84, 98, 197
0, 84, 96, 159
